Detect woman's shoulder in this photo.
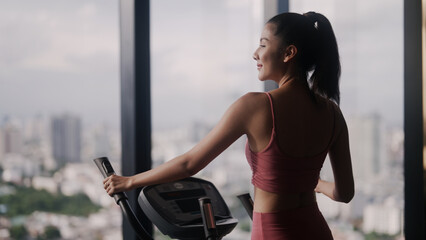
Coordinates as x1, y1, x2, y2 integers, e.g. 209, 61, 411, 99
316, 95, 343, 117
324, 99, 348, 138
230, 92, 271, 116
328, 99, 345, 122
314, 95, 347, 132
240, 91, 268, 99
238, 92, 270, 106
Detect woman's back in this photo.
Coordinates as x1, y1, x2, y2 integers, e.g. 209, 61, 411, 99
272, 81, 336, 157
247, 80, 336, 159
246, 79, 342, 213
247, 80, 341, 240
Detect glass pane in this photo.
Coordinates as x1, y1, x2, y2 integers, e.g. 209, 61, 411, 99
151, 0, 264, 238
290, 1, 404, 239
0, 1, 121, 239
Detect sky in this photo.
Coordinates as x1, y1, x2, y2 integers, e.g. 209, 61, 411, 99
0, 0, 404, 129
0, 0, 120, 127
291, 0, 403, 127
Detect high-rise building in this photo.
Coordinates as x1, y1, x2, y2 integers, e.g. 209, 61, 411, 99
51, 114, 82, 165
0, 128, 3, 159
2, 123, 23, 154
347, 113, 387, 181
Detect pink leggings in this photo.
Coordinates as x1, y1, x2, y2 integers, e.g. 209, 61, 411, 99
251, 203, 333, 240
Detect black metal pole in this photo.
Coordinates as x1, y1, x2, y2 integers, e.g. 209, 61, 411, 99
120, 0, 153, 239
404, 0, 425, 239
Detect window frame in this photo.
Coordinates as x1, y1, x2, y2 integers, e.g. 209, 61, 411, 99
119, 0, 425, 239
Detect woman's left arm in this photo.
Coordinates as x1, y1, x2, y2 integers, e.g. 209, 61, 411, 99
104, 93, 255, 196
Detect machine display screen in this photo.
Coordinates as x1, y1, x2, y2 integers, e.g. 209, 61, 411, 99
138, 178, 238, 239
160, 189, 206, 200
176, 198, 201, 213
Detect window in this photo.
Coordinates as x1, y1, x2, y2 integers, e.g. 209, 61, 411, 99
291, 1, 404, 239
0, 1, 121, 239
151, 0, 264, 238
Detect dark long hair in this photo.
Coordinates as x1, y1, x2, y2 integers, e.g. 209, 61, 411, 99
267, 12, 341, 104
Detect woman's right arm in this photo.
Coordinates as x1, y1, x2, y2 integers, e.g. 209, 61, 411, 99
104, 93, 261, 196
315, 108, 354, 203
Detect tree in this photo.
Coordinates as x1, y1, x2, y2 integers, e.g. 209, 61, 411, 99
37, 225, 61, 240
9, 225, 28, 240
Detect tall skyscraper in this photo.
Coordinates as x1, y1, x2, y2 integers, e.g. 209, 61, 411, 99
0, 128, 3, 159
347, 113, 387, 181
2, 123, 23, 154
51, 114, 82, 165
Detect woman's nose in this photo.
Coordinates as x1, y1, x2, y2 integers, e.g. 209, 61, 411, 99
253, 51, 258, 61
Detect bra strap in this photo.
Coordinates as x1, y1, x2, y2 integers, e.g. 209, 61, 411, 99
264, 92, 275, 129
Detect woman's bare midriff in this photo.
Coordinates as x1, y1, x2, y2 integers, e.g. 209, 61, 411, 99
253, 187, 317, 213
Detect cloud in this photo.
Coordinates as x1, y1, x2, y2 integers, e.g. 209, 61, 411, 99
291, 0, 403, 126
0, 0, 118, 74
0, 0, 120, 125
0, 0, 404, 128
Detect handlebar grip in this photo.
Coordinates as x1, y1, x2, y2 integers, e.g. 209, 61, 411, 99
199, 197, 218, 240
237, 193, 253, 220
93, 157, 127, 204
93, 157, 153, 240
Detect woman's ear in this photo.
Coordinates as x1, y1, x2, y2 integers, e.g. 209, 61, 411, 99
283, 45, 297, 63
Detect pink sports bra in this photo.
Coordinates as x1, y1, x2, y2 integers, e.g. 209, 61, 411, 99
245, 92, 334, 193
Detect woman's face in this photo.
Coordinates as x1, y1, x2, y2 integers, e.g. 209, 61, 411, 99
253, 23, 286, 81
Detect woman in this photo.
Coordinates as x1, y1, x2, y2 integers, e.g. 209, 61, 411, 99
104, 12, 354, 240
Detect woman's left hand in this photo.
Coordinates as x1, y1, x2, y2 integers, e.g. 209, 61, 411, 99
103, 174, 133, 196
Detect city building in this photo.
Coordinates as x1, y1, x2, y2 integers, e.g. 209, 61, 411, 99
0, 128, 3, 160
347, 114, 387, 181
363, 197, 403, 236
51, 114, 82, 165
2, 122, 23, 155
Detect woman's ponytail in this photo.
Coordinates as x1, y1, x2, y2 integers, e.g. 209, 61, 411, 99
267, 12, 341, 104
304, 12, 341, 105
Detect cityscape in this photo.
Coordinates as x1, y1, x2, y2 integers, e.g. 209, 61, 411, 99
0, 0, 405, 239
0, 111, 404, 239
